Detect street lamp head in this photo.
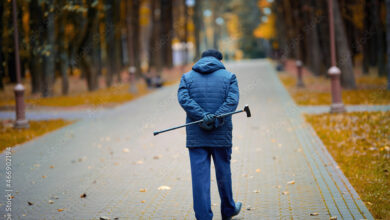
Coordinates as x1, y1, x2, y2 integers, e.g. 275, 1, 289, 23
216, 17, 224, 25
328, 66, 341, 75
186, 0, 195, 7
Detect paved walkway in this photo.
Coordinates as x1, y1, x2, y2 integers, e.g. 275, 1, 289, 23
0, 60, 373, 219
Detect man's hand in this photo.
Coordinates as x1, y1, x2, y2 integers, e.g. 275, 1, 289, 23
199, 113, 216, 131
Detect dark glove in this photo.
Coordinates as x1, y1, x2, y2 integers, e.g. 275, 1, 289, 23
199, 113, 216, 131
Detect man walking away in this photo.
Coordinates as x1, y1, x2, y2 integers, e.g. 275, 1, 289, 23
178, 49, 242, 220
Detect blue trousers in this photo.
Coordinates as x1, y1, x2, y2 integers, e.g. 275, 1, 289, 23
188, 147, 236, 220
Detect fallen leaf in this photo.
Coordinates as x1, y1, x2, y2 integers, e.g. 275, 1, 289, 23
99, 217, 110, 220
49, 165, 54, 169
282, 191, 289, 195
80, 193, 87, 198
139, 188, 147, 192
329, 216, 337, 220
253, 190, 260, 193
48, 200, 54, 204
141, 200, 145, 203
27, 201, 33, 206
287, 180, 295, 185
310, 212, 319, 216
153, 155, 160, 160
136, 160, 144, 165
158, 185, 171, 190
42, 175, 46, 178
256, 168, 261, 173
57, 209, 64, 212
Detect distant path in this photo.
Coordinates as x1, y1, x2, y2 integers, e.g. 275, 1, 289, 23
0, 60, 373, 219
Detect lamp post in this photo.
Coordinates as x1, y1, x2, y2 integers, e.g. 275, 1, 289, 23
328, 0, 345, 113
296, 60, 305, 87
12, 0, 28, 128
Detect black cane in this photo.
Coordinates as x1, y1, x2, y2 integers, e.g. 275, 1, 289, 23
153, 105, 251, 136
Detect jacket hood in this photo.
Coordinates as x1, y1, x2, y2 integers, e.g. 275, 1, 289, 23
192, 56, 225, 74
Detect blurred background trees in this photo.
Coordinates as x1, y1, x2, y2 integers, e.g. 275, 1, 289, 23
270, 0, 389, 89
0, 0, 389, 97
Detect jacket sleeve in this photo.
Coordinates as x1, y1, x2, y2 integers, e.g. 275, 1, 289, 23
215, 74, 239, 116
178, 75, 207, 120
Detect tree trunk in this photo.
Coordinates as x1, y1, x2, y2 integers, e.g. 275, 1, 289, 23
362, 0, 371, 74
28, 0, 45, 94
128, 0, 141, 77
193, 0, 202, 60
160, 0, 173, 68
386, 0, 390, 89
104, 0, 115, 87
0, 0, 4, 90
42, 1, 56, 97
57, 4, 69, 95
92, 10, 101, 90
307, 0, 323, 76
183, 0, 189, 65
373, 0, 386, 76
114, 0, 122, 83
77, 0, 99, 91
333, 0, 356, 89
148, 0, 162, 72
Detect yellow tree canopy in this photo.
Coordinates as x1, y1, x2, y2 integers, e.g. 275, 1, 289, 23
258, 0, 271, 8
254, 14, 275, 39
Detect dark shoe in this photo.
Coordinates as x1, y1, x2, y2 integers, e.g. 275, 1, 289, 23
222, 202, 242, 220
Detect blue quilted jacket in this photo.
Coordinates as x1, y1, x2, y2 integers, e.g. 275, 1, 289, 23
177, 56, 239, 147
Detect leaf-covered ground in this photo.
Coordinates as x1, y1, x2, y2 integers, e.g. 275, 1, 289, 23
305, 111, 390, 219
0, 119, 73, 152
277, 61, 390, 105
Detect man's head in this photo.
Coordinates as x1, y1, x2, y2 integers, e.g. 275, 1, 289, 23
201, 49, 223, 60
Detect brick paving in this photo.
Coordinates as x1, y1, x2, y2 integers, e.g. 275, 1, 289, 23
0, 60, 373, 219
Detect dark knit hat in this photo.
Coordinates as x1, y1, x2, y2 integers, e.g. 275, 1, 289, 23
201, 49, 223, 60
